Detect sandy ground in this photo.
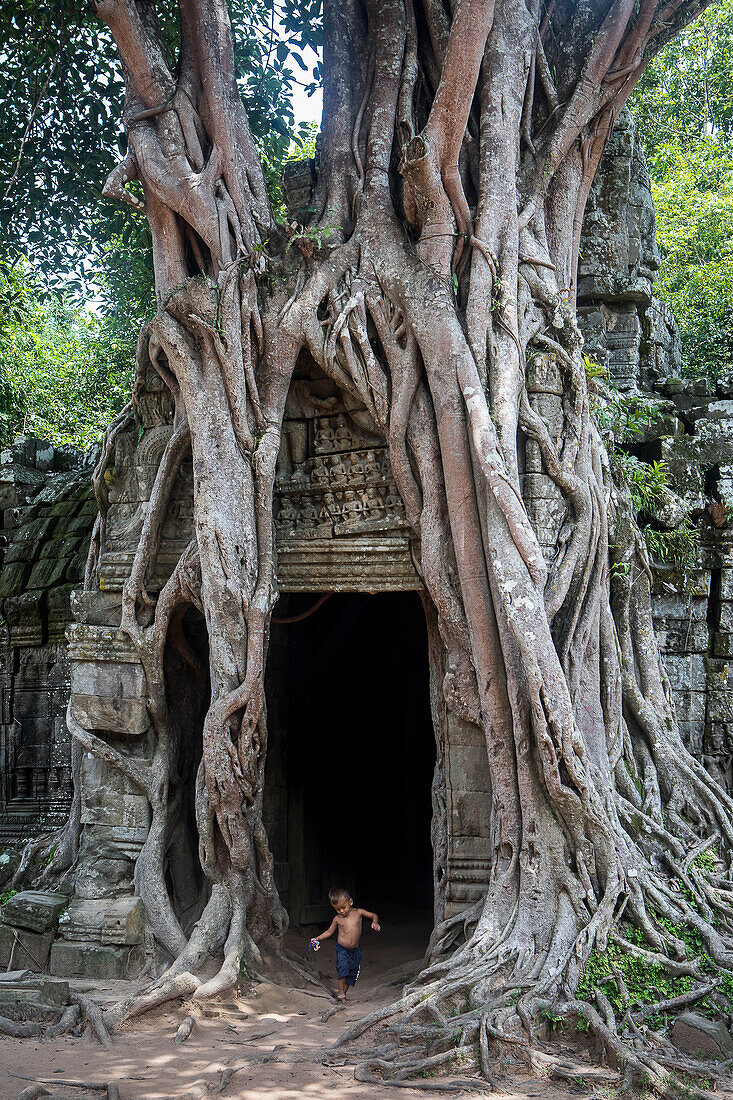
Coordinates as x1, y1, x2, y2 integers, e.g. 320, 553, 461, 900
1, 922, 731, 1100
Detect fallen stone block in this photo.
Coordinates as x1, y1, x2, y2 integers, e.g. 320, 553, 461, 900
0, 976, 68, 1006
0, 976, 69, 1022
0, 924, 54, 972
1, 890, 68, 933
669, 1011, 733, 1060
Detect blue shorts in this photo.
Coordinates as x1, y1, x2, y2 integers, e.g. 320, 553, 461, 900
336, 943, 361, 986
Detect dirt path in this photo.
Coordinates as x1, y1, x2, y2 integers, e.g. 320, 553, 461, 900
0, 923, 729, 1099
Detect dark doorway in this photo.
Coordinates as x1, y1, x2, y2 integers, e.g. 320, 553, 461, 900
165, 605, 209, 936
265, 592, 435, 926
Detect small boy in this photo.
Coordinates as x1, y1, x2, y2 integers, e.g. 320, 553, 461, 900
311, 886, 381, 1001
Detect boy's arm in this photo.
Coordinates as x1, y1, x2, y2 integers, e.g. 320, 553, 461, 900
358, 908, 381, 932
315, 918, 338, 942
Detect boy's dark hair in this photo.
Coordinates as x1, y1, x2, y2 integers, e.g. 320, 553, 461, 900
329, 886, 351, 905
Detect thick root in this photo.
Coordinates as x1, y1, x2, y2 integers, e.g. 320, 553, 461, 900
174, 1015, 196, 1044
70, 993, 113, 1049
0, 1016, 41, 1038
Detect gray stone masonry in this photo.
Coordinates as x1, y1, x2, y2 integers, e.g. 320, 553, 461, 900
0, 436, 94, 842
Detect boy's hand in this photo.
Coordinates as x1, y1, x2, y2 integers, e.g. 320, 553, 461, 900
371, 920, 381, 932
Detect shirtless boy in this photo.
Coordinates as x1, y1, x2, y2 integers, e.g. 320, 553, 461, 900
312, 886, 381, 1001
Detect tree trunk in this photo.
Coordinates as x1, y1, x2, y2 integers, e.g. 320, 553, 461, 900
75, 0, 733, 1086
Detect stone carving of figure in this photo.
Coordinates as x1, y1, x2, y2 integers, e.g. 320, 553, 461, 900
277, 497, 297, 535
334, 414, 352, 451
316, 418, 335, 453
311, 457, 329, 486
330, 456, 348, 487
299, 497, 319, 529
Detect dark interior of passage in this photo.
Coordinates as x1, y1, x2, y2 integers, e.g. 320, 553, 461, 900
265, 591, 435, 926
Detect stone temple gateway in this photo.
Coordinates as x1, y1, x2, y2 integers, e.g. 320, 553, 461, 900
3, 110, 733, 976
58, 354, 496, 976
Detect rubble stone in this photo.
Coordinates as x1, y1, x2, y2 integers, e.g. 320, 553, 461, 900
1, 890, 68, 932
0, 924, 54, 971
670, 1012, 733, 1060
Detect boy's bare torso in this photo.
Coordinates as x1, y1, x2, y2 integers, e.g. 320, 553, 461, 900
334, 908, 368, 948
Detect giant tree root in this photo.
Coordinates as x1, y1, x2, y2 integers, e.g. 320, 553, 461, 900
8, 1071, 111, 1093
69, 994, 113, 1049
0, 1016, 41, 1038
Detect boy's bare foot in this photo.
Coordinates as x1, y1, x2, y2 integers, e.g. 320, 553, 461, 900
336, 992, 347, 1003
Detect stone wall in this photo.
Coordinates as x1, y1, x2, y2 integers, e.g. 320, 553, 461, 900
577, 107, 733, 789
0, 436, 94, 843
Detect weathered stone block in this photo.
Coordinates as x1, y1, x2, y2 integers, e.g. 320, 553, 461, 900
714, 633, 733, 659
27, 556, 72, 590
655, 619, 708, 653
74, 826, 146, 900
72, 692, 149, 735
719, 602, 733, 634
706, 689, 733, 723
652, 595, 707, 620
58, 896, 144, 945
526, 353, 562, 395
3, 541, 35, 564
447, 744, 492, 792
520, 474, 566, 501
703, 400, 733, 422
70, 654, 148, 733
70, 588, 123, 626
14, 516, 57, 544
0, 562, 30, 598
671, 690, 706, 726
0, 976, 68, 1022
81, 753, 151, 828
0, 923, 54, 971
720, 570, 733, 602
1, 890, 68, 932
528, 392, 563, 435
446, 716, 485, 747
0, 976, 68, 1006
660, 652, 707, 691
677, 720, 704, 756
50, 939, 137, 980
670, 1012, 733, 1060
450, 790, 491, 838
71, 659, 145, 698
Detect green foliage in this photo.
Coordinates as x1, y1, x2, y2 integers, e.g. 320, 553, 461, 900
0, 0, 319, 274
692, 844, 719, 872
0, 887, 18, 907
597, 389, 700, 571
611, 454, 669, 512
650, 142, 733, 378
583, 354, 608, 381
576, 921, 733, 1033
644, 526, 701, 573
0, 259, 138, 448
632, 0, 733, 158
631, 0, 733, 378
594, 391, 664, 445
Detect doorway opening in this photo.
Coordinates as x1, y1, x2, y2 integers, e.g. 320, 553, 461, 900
265, 591, 435, 930
164, 604, 209, 936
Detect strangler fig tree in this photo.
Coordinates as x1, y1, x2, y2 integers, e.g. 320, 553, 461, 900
42, 0, 733, 1087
